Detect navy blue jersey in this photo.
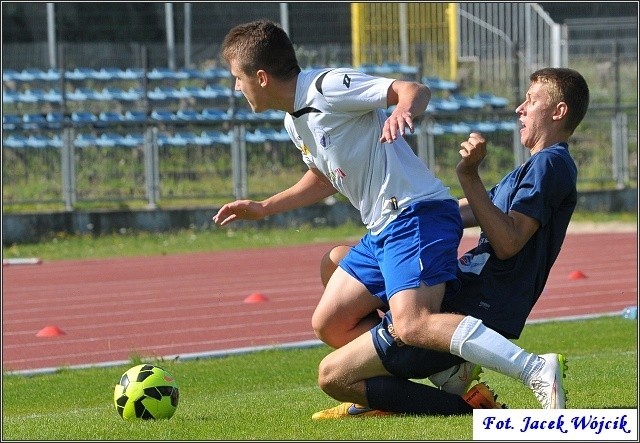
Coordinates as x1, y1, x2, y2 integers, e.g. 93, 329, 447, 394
442, 143, 577, 339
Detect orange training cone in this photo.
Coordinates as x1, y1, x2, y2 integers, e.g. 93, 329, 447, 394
36, 325, 66, 337
568, 270, 587, 280
244, 292, 269, 303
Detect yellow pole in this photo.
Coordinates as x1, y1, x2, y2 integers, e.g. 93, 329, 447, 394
446, 2, 458, 81
351, 3, 363, 68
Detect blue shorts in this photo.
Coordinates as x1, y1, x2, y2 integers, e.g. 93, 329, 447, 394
339, 199, 462, 304
371, 310, 465, 378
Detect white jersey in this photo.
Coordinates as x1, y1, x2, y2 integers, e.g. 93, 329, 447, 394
283, 68, 453, 234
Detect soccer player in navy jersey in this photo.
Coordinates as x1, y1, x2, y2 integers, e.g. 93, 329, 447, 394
312, 67, 590, 418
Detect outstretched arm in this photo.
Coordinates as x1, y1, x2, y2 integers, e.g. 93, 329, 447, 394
213, 168, 337, 226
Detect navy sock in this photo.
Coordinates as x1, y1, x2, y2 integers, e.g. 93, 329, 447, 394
365, 376, 472, 415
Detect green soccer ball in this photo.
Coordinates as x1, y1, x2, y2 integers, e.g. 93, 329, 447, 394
113, 364, 179, 420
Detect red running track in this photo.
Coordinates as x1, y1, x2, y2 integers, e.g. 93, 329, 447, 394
2, 232, 637, 374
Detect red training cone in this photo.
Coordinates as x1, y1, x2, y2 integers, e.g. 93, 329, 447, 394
568, 270, 587, 280
36, 325, 66, 337
244, 292, 269, 303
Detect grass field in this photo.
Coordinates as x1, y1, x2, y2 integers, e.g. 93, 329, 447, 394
3, 215, 637, 439
2, 210, 636, 262
2, 316, 637, 440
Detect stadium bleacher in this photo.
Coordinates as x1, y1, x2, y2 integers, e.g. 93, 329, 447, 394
3, 64, 512, 152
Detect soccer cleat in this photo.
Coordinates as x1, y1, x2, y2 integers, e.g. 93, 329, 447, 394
463, 382, 508, 409
429, 361, 483, 396
311, 402, 393, 420
529, 353, 568, 409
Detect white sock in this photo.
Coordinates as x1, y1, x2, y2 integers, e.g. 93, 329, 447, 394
450, 316, 540, 384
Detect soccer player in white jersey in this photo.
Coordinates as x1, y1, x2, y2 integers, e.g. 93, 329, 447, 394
214, 19, 502, 414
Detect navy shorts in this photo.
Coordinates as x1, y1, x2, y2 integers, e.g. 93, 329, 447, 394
339, 199, 462, 304
371, 310, 465, 379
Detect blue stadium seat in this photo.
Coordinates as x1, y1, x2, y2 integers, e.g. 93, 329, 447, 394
422, 76, 458, 91
43, 88, 63, 103
427, 98, 461, 113
94, 132, 120, 147
474, 92, 509, 108
147, 87, 168, 101
200, 108, 231, 122
177, 67, 202, 79
163, 86, 190, 99
47, 135, 64, 149
26, 135, 50, 149
203, 84, 233, 99
440, 122, 472, 134
19, 88, 47, 103
71, 111, 98, 126
65, 67, 98, 81
147, 67, 182, 81
257, 109, 286, 121
173, 131, 199, 145
428, 122, 446, 136
233, 108, 259, 121
176, 109, 203, 122
156, 133, 171, 147
200, 68, 231, 80
150, 109, 177, 123
124, 110, 147, 124
245, 130, 267, 143
497, 120, 518, 131
102, 87, 141, 101
2, 90, 20, 104
466, 121, 498, 133
119, 133, 145, 147
3, 68, 20, 82
22, 113, 48, 129
74, 133, 99, 148
67, 87, 105, 101
3, 134, 29, 149
179, 86, 207, 99
98, 111, 125, 125
449, 94, 485, 110
3, 114, 22, 131
43, 68, 63, 82
93, 67, 123, 81
46, 112, 65, 129
15, 68, 40, 82
119, 68, 145, 80
201, 130, 233, 145
358, 64, 377, 74
255, 128, 290, 142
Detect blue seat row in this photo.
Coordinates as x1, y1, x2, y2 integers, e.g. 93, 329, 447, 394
429, 120, 517, 135
3, 120, 519, 151
2, 127, 293, 149
358, 62, 419, 76
422, 75, 459, 91
3, 85, 239, 104
3, 109, 287, 130
3, 67, 231, 83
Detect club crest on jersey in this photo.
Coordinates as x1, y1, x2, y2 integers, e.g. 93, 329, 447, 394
343, 74, 351, 88
314, 128, 331, 149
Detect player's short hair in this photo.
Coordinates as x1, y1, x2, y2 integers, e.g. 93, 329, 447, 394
530, 67, 590, 134
221, 19, 301, 81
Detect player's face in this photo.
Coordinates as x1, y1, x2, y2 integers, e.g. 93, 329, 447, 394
515, 81, 556, 153
229, 59, 266, 113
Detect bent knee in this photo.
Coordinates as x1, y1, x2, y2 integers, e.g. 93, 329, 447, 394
317, 355, 348, 396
